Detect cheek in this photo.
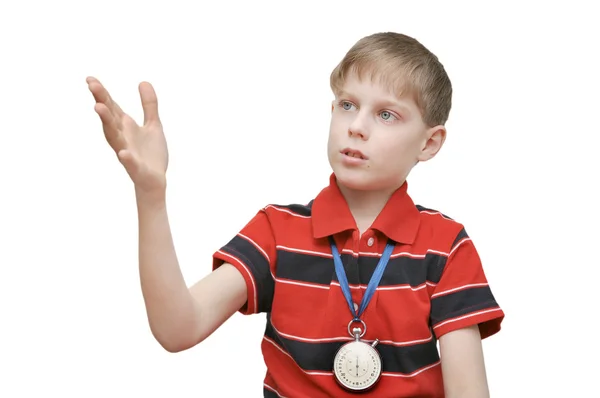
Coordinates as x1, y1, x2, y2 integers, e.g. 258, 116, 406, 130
329, 115, 343, 130
328, 119, 345, 141
377, 138, 418, 166
327, 122, 339, 154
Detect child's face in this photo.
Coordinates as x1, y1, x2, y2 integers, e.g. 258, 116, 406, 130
327, 72, 445, 192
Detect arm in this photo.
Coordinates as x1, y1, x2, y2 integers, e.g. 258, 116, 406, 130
137, 195, 247, 353
429, 227, 504, 397
439, 325, 489, 398
87, 77, 255, 353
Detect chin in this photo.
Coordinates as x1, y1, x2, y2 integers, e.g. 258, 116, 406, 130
331, 165, 381, 191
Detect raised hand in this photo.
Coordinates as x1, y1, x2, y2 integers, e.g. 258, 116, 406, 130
87, 77, 169, 197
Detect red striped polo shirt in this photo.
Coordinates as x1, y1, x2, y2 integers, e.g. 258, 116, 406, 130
213, 173, 504, 397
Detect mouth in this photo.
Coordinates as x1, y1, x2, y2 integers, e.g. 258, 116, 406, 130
341, 148, 368, 160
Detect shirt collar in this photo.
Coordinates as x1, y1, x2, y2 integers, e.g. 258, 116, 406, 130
311, 173, 421, 244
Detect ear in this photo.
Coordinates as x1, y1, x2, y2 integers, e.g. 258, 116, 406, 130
417, 125, 446, 162
331, 101, 335, 112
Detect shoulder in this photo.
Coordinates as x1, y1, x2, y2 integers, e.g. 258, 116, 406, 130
415, 204, 460, 226
260, 200, 314, 219
413, 204, 469, 249
245, 201, 316, 238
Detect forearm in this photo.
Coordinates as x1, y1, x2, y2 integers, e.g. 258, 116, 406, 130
136, 191, 200, 352
445, 386, 489, 398
440, 326, 490, 398
443, 366, 489, 398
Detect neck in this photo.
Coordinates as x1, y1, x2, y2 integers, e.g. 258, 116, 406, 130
337, 182, 400, 234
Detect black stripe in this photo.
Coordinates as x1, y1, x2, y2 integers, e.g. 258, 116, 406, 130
264, 314, 439, 374
426, 254, 447, 285
276, 250, 448, 286
427, 229, 469, 285
451, 228, 469, 247
263, 387, 279, 398
270, 202, 313, 217
430, 286, 498, 326
221, 235, 274, 313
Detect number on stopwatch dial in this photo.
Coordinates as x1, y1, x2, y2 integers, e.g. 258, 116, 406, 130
333, 341, 382, 390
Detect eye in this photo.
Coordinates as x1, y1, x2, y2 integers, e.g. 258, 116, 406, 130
339, 100, 356, 111
380, 110, 397, 121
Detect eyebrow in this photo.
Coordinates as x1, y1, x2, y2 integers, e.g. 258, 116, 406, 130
337, 90, 412, 115
377, 99, 412, 115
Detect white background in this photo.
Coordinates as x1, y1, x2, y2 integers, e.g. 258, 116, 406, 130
1, 1, 598, 396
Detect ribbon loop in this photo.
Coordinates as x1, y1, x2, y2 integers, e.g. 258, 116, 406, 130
329, 237, 395, 324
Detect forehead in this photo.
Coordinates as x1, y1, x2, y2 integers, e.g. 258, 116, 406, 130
336, 71, 420, 114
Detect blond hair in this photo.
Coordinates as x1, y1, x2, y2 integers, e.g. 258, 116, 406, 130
330, 32, 452, 127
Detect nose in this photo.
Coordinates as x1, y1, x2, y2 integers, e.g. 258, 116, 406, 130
348, 112, 370, 140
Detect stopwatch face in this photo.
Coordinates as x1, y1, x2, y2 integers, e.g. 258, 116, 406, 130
333, 341, 382, 391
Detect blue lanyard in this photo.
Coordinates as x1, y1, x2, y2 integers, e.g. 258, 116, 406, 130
329, 237, 395, 321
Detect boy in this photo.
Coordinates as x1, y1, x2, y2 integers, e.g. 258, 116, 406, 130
87, 32, 503, 397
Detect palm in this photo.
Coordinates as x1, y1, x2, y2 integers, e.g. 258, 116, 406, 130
87, 77, 168, 194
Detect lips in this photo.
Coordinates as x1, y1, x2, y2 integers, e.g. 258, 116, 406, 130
341, 148, 368, 160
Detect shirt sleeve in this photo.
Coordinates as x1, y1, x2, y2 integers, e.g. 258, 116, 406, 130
212, 208, 276, 315
429, 227, 504, 339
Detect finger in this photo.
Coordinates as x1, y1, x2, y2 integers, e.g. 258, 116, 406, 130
87, 76, 124, 117
87, 77, 111, 106
95, 103, 127, 151
88, 80, 118, 117
139, 81, 160, 126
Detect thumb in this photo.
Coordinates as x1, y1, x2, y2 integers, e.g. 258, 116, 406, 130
117, 149, 140, 178
139, 82, 160, 126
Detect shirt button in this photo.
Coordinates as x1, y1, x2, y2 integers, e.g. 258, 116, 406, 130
367, 237, 375, 247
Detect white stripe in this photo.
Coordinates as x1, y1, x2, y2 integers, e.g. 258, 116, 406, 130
270, 318, 434, 347
420, 210, 455, 221
433, 307, 503, 330
329, 281, 429, 292
276, 245, 332, 258
430, 282, 489, 298
263, 383, 287, 398
341, 248, 438, 259
216, 250, 258, 313
264, 205, 311, 218
270, 321, 352, 344
374, 283, 428, 292
274, 276, 430, 292
449, 237, 471, 256
426, 249, 450, 257
381, 361, 441, 378
274, 278, 331, 290
277, 245, 450, 259
263, 337, 333, 376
